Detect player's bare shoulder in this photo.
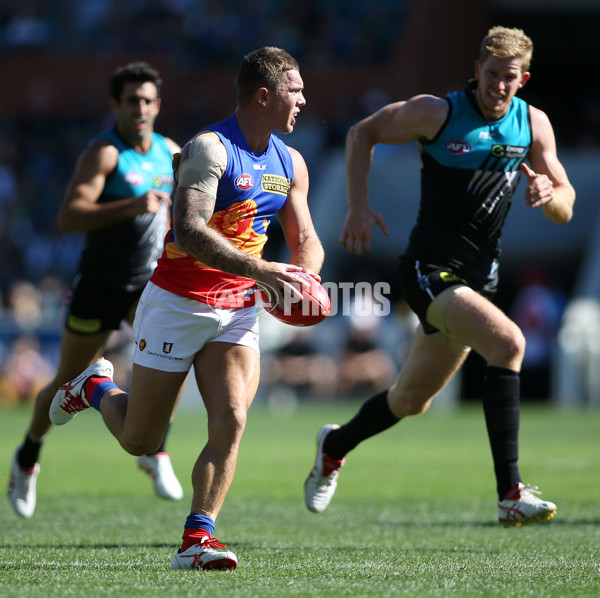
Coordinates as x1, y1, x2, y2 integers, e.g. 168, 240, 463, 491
405, 94, 449, 140
365, 94, 447, 144
285, 145, 308, 176
527, 105, 555, 146
76, 136, 120, 176
164, 136, 181, 155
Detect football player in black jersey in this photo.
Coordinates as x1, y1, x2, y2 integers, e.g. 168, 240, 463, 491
305, 26, 574, 526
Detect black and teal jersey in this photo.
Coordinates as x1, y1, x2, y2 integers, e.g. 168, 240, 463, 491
404, 81, 531, 293
77, 128, 175, 292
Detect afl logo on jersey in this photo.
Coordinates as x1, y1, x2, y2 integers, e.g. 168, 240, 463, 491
446, 141, 471, 154
124, 172, 144, 186
235, 174, 254, 190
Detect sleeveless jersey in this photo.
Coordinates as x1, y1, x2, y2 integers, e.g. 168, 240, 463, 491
405, 81, 532, 292
151, 115, 294, 307
77, 128, 175, 291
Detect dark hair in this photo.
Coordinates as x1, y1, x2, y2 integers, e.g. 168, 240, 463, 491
109, 62, 162, 102
235, 47, 299, 107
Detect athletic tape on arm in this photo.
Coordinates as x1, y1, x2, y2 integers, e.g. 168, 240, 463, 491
177, 134, 227, 196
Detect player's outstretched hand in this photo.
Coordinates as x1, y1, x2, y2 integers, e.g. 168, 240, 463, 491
340, 208, 389, 255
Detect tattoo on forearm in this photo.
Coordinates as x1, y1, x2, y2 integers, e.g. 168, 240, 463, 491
174, 187, 256, 278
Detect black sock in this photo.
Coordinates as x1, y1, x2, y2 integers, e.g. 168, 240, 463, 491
323, 391, 401, 460
149, 421, 171, 455
482, 366, 522, 499
18, 434, 44, 469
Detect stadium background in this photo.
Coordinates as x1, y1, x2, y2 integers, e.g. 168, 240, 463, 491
1, 0, 599, 407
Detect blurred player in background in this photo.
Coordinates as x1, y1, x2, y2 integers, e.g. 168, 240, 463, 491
305, 27, 575, 526
8, 62, 183, 519
50, 47, 324, 571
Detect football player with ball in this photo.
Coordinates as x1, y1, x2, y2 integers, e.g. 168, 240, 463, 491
50, 47, 324, 571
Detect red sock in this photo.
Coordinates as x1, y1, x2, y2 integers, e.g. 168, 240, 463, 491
83, 376, 112, 402
180, 527, 211, 552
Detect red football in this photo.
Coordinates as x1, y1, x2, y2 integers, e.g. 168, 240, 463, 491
259, 272, 331, 327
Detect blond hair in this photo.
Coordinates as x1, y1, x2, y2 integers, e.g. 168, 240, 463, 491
479, 26, 533, 72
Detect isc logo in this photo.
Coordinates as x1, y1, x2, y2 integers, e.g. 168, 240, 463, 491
235, 174, 254, 190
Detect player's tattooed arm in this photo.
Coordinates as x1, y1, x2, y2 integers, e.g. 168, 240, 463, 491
173, 186, 260, 279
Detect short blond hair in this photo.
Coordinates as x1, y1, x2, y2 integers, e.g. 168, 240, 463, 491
479, 26, 533, 72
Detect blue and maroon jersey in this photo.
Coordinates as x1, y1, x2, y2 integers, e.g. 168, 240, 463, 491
151, 115, 294, 307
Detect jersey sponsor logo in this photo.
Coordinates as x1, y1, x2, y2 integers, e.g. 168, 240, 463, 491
479, 131, 495, 140
152, 173, 175, 188
235, 174, 254, 190
124, 172, 144, 186
261, 173, 291, 196
491, 144, 527, 159
163, 342, 173, 354
253, 164, 267, 170
446, 141, 471, 154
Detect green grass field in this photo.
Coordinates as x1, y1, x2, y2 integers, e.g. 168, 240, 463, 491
1, 402, 598, 597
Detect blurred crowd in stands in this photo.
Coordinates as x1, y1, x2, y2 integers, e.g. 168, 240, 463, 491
0, 0, 410, 405
0, 0, 406, 64
0, 0, 408, 292
0, 1, 595, 405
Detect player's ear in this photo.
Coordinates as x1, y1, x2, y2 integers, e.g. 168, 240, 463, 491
256, 87, 269, 107
519, 72, 531, 89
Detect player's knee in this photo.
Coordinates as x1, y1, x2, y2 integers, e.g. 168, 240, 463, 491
495, 323, 526, 365
402, 398, 431, 416
209, 406, 248, 443
120, 434, 161, 456
389, 386, 431, 417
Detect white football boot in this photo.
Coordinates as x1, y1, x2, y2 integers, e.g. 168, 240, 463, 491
498, 482, 557, 526
137, 452, 183, 500
49, 358, 114, 425
8, 449, 40, 518
304, 424, 345, 513
171, 536, 238, 571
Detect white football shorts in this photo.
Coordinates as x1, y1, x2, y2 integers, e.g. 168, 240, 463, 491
132, 281, 260, 372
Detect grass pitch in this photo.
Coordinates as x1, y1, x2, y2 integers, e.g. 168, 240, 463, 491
0, 401, 598, 597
